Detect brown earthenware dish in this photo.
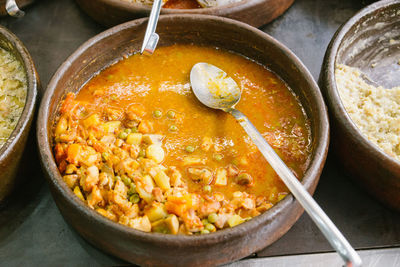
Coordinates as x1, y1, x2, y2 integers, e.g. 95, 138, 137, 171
0, 0, 34, 16
320, 0, 400, 211
37, 15, 329, 266
0, 25, 38, 202
75, 0, 294, 27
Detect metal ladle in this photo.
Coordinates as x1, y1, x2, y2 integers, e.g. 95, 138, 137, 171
140, 0, 162, 54
6, 0, 25, 17
190, 62, 362, 267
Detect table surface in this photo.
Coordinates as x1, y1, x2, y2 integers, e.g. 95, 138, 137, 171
1, 0, 400, 266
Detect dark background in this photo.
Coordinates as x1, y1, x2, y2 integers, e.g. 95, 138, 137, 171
0, 0, 399, 265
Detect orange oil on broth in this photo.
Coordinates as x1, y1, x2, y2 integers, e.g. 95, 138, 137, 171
55, 44, 312, 233
76, 44, 311, 201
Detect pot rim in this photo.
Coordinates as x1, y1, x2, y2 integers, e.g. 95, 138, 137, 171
324, 0, 400, 170
99, 0, 263, 13
37, 14, 329, 246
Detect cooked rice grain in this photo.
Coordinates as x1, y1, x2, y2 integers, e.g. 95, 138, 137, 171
336, 64, 400, 161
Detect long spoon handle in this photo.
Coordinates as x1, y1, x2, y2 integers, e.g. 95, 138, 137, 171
229, 108, 362, 267
140, 0, 162, 54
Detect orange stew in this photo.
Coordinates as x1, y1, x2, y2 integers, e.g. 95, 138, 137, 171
163, 0, 201, 9
53, 44, 311, 234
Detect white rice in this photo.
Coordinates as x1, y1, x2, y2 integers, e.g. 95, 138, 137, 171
335, 64, 400, 161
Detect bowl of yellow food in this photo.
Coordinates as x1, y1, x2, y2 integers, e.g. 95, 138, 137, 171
75, 0, 294, 27
37, 15, 329, 266
0, 25, 38, 202
320, 0, 400, 211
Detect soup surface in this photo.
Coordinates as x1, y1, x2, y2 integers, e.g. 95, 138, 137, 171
53, 44, 311, 234
121, 0, 242, 9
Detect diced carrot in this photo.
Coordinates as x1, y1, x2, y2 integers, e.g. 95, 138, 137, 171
66, 143, 82, 165
60, 93, 75, 114
54, 143, 66, 164
92, 141, 107, 153
138, 120, 153, 134
58, 160, 68, 173
126, 103, 146, 118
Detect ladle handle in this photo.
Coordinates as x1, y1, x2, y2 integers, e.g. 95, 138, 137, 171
140, 0, 162, 54
229, 108, 362, 267
6, 0, 25, 17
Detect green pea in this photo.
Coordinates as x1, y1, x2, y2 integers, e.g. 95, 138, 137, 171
203, 185, 211, 193
213, 154, 223, 161
118, 131, 128, 140
130, 193, 140, 204
128, 184, 137, 195
153, 110, 162, 118
124, 128, 132, 134
185, 145, 195, 153
138, 149, 146, 158
200, 229, 210, 234
201, 219, 209, 225
205, 223, 216, 232
121, 175, 131, 186
101, 152, 109, 161
208, 213, 218, 224
114, 175, 121, 181
166, 110, 176, 119
131, 126, 138, 133
169, 125, 178, 132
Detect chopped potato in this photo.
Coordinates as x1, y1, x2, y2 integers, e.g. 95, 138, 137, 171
102, 121, 121, 133
146, 144, 165, 163
145, 203, 168, 222
214, 168, 227, 186
153, 171, 171, 191
126, 133, 143, 145
227, 215, 245, 227
83, 114, 100, 129
129, 216, 152, 232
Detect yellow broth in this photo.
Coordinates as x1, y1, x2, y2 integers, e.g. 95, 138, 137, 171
53, 44, 311, 234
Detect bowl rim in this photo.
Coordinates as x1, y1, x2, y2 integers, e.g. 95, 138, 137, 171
37, 14, 329, 246
324, 0, 400, 170
98, 0, 262, 13
0, 25, 37, 164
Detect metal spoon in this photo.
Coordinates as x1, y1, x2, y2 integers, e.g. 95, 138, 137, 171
190, 62, 362, 267
5, 0, 25, 17
140, 0, 162, 54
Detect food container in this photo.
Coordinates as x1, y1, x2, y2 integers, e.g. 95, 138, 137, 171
75, 0, 294, 27
320, 0, 400, 211
37, 15, 329, 266
0, 25, 38, 202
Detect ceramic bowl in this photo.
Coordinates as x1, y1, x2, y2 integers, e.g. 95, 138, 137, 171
320, 0, 400, 211
0, 25, 38, 202
37, 15, 329, 266
75, 0, 294, 27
